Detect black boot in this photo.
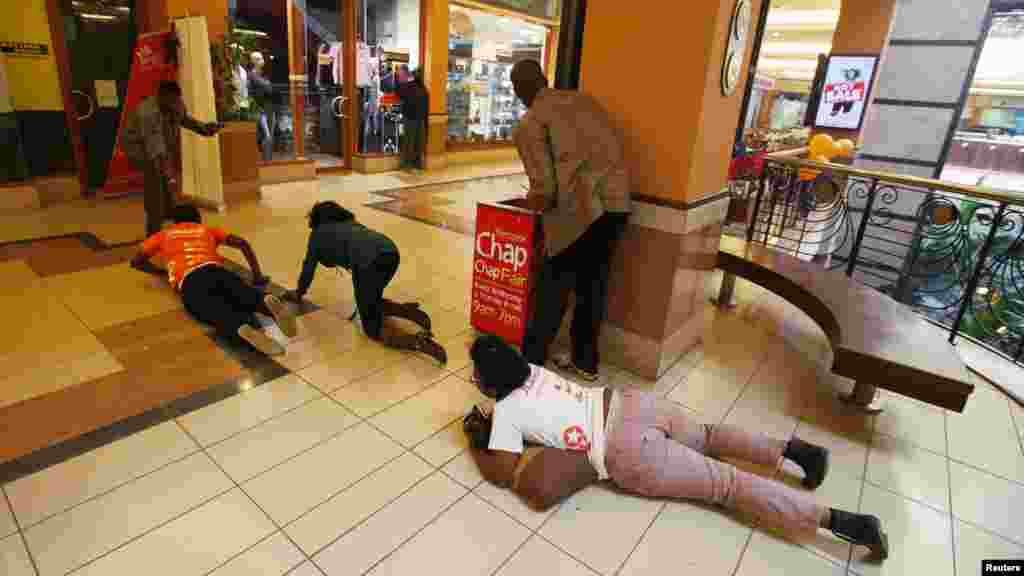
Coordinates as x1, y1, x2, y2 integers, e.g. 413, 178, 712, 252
829, 509, 889, 561
381, 300, 432, 333
388, 333, 447, 365
784, 437, 830, 489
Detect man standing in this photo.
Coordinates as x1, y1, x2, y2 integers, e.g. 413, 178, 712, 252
512, 60, 632, 382
248, 52, 275, 163
398, 67, 428, 171
122, 81, 221, 236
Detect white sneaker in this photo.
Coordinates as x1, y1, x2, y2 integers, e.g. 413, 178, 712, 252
238, 325, 286, 356
551, 352, 598, 382
264, 294, 298, 338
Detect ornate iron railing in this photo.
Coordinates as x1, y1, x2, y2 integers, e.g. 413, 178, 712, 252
743, 155, 1024, 366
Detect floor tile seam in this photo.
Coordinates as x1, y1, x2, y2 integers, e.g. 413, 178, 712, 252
847, 422, 870, 575
298, 450, 453, 560
610, 501, 667, 576
2, 485, 42, 576
860, 474, 951, 515
467, 487, 553, 540
869, 429, 950, 459
197, 530, 304, 576
945, 453, 1024, 488
318, 489, 475, 576
329, 368, 466, 422
953, 513, 1024, 549
1007, 398, 1024, 458
485, 532, 537, 576
173, 421, 327, 576
303, 349, 439, 397
531, 529, 614, 576
9, 445, 206, 532
946, 410, 959, 576
727, 527, 756, 576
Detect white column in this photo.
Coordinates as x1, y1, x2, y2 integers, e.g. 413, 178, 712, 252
176, 16, 225, 210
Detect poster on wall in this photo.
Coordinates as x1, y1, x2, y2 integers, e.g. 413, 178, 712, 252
102, 31, 177, 197
813, 54, 879, 131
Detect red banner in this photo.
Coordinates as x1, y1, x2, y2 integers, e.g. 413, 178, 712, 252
102, 31, 177, 197
471, 201, 542, 347
823, 80, 866, 105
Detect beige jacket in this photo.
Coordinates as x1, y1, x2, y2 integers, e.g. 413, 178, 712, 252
514, 88, 632, 257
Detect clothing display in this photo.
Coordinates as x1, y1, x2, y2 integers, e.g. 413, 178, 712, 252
447, 59, 527, 144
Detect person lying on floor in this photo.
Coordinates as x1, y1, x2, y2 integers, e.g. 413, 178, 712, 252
282, 201, 446, 364
462, 334, 890, 561
131, 204, 297, 356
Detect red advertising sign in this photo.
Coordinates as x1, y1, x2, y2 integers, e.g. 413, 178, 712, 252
102, 31, 177, 197
471, 201, 542, 347
823, 80, 866, 105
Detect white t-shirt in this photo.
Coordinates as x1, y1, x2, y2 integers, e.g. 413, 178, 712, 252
488, 366, 609, 479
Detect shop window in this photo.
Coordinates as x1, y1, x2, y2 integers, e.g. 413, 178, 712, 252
447, 5, 549, 147
356, 0, 421, 155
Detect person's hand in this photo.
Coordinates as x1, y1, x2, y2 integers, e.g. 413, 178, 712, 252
282, 290, 304, 303
252, 274, 271, 289
462, 406, 492, 450
202, 122, 223, 137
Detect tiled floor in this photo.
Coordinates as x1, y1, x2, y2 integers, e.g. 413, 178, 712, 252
2, 162, 1024, 576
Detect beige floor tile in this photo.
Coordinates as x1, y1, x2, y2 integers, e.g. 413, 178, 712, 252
243, 423, 404, 526
949, 461, 1024, 545
43, 264, 182, 331
947, 391, 1024, 482
285, 452, 434, 555
473, 478, 557, 531
363, 493, 530, 576
369, 375, 485, 448
875, 392, 947, 455
793, 419, 870, 480
275, 330, 361, 374
6, 421, 198, 528
773, 466, 859, 566
652, 345, 703, 398
495, 535, 597, 576
436, 330, 476, 373
866, 434, 950, 512
177, 375, 322, 446
331, 357, 449, 418
667, 361, 748, 424
288, 562, 322, 576
71, 489, 276, 576
313, 471, 468, 576
619, 500, 747, 576
723, 393, 799, 443
0, 533, 34, 576
1013, 401, 1024, 446
207, 397, 359, 483
1, 489, 17, 538
954, 520, 1024, 576
23, 452, 232, 576
207, 532, 306, 576
428, 307, 472, 341
0, 348, 124, 410
540, 484, 663, 575
443, 451, 485, 489
734, 531, 846, 576
297, 344, 409, 394
413, 420, 470, 467
850, 483, 953, 576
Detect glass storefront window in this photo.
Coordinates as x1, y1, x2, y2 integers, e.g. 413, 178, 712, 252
356, 0, 421, 155
447, 5, 548, 146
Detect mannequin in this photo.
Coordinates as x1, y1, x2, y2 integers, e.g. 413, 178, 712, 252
249, 51, 274, 162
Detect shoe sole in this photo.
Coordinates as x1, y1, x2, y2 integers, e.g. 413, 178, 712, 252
802, 450, 830, 490
265, 295, 298, 338
418, 337, 447, 365
238, 325, 286, 356
553, 358, 598, 382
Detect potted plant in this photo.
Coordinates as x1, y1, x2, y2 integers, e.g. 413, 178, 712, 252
210, 19, 261, 205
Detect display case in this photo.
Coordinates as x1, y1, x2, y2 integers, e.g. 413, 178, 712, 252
447, 59, 527, 145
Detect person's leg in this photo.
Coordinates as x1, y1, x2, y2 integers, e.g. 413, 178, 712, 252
353, 253, 400, 340
195, 266, 286, 355
142, 161, 165, 237
213, 265, 298, 338
570, 213, 627, 374
258, 112, 273, 162
400, 119, 414, 168
522, 252, 575, 367
181, 267, 252, 335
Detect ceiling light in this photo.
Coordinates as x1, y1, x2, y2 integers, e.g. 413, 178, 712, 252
771, 32, 782, 38
757, 58, 820, 71
235, 28, 269, 38
80, 13, 118, 21
766, 10, 840, 27
760, 42, 832, 55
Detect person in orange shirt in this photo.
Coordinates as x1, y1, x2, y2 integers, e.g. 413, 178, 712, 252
130, 204, 297, 356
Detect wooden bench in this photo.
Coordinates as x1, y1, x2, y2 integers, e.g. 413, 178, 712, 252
716, 238, 975, 413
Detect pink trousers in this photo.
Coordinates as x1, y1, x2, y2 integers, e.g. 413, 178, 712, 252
605, 390, 824, 537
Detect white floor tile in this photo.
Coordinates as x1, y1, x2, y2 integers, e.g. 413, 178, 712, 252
866, 433, 950, 512
288, 562, 323, 576
735, 531, 846, 576
443, 450, 484, 489
314, 471, 467, 576
297, 345, 408, 395
243, 423, 404, 526
413, 420, 469, 467
369, 375, 484, 447
6, 421, 198, 528
474, 479, 556, 531
955, 519, 1024, 576
23, 452, 232, 576
71, 489, 275, 576
619, 500, 748, 576
178, 374, 321, 446
363, 493, 530, 576
495, 536, 598, 576
950, 460, 1024, 545
540, 484, 663, 576
331, 357, 449, 417
851, 483, 953, 576
0, 533, 34, 576
285, 452, 434, 555
208, 532, 306, 576
207, 397, 359, 483
875, 392, 946, 455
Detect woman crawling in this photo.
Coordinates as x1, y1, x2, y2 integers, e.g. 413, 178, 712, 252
462, 334, 889, 560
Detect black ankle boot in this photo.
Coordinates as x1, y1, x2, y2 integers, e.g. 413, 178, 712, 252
381, 301, 432, 332
784, 437, 830, 489
829, 509, 889, 560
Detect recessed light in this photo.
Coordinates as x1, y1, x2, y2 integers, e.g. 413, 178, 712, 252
771, 32, 782, 38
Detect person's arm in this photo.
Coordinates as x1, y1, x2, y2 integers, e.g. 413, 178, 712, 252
131, 232, 165, 270
295, 232, 319, 297
514, 118, 557, 212
181, 114, 221, 137
224, 234, 268, 285
513, 448, 598, 511
469, 448, 521, 489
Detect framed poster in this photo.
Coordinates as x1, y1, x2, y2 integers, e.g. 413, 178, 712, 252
813, 54, 879, 131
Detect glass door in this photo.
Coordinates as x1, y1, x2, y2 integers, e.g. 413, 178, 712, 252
61, 0, 137, 190
303, 0, 353, 170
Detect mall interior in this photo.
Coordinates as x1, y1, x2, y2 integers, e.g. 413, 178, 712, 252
2, 0, 1024, 575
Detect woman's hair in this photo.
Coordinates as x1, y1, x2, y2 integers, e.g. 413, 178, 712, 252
308, 201, 355, 229
470, 334, 531, 400
171, 204, 202, 223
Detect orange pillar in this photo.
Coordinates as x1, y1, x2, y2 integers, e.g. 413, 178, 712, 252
576, 0, 766, 379
422, 0, 448, 170
287, 0, 306, 159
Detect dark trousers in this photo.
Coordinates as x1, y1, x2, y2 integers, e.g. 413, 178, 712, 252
181, 265, 270, 337
135, 158, 174, 237
523, 212, 629, 373
352, 252, 401, 339
400, 118, 425, 169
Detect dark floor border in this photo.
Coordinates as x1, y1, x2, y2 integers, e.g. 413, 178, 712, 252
0, 231, 141, 251
857, 153, 938, 168
874, 98, 959, 110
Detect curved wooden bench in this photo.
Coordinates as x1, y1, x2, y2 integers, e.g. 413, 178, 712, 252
716, 239, 974, 413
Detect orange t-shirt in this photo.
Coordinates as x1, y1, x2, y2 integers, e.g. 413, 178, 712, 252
141, 223, 230, 289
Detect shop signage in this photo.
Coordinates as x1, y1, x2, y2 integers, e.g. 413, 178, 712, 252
0, 41, 48, 58
103, 32, 177, 197
471, 201, 543, 347
813, 54, 879, 131
0, 55, 11, 115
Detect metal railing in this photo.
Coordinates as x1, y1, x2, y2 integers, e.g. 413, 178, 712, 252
741, 154, 1024, 366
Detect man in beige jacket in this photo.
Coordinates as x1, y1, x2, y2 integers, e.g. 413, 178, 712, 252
512, 60, 632, 381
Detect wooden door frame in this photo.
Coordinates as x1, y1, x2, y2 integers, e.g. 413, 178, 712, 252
342, 0, 357, 169
46, 0, 89, 196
